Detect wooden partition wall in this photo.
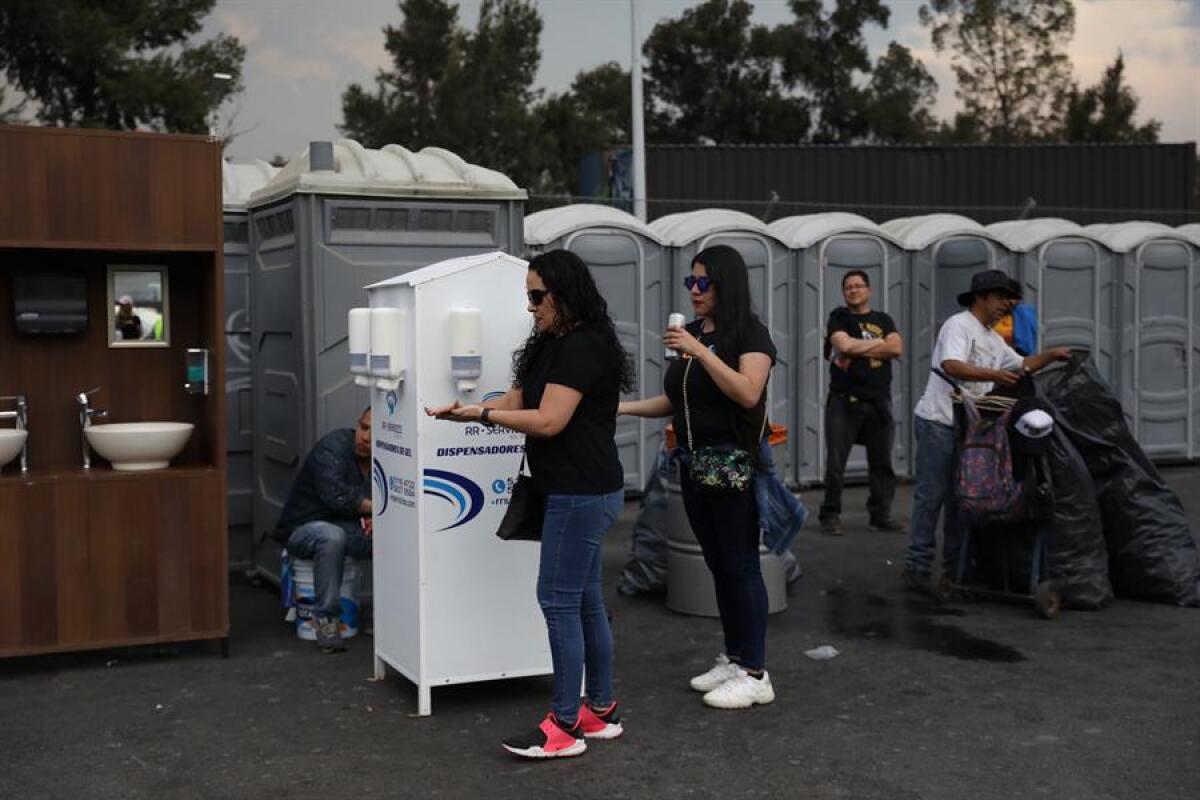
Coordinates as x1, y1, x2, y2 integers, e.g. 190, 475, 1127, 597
0, 126, 228, 657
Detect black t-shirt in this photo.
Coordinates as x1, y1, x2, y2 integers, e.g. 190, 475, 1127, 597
825, 308, 897, 401
663, 318, 776, 451
521, 325, 624, 495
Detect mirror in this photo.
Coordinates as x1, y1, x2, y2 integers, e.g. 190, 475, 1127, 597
108, 265, 169, 348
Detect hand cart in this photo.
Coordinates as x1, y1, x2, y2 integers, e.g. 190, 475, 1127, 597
932, 370, 1063, 619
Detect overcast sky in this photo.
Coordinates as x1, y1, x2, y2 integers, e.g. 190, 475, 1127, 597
205, 0, 1199, 162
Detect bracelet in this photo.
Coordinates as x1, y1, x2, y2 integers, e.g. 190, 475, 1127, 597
480, 407, 494, 427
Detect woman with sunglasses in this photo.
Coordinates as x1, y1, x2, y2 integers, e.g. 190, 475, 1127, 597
426, 249, 634, 758
618, 244, 777, 710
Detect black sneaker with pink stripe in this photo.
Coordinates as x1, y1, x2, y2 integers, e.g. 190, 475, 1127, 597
502, 713, 587, 759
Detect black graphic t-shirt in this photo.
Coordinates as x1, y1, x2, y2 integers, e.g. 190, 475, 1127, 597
663, 318, 776, 450
521, 325, 624, 495
825, 308, 897, 401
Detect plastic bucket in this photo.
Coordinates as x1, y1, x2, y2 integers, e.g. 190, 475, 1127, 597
289, 557, 360, 640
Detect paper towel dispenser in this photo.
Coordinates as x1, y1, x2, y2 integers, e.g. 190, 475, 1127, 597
12, 271, 88, 335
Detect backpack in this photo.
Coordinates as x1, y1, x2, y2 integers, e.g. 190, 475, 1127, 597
956, 393, 1025, 526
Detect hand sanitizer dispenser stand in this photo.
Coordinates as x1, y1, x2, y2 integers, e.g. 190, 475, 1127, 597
364, 252, 549, 715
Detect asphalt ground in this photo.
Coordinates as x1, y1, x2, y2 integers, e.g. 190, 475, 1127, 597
3, 469, 1199, 800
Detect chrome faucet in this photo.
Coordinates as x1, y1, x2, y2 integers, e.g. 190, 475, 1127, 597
0, 394, 29, 474
77, 387, 108, 470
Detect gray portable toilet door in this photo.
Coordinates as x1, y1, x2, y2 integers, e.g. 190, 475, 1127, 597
1035, 239, 1117, 384
816, 235, 895, 480
931, 237, 998, 341
678, 232, 775, 326
912, 237, 998, 402
1131, 239, 1194, 460
564, 228, 652, 491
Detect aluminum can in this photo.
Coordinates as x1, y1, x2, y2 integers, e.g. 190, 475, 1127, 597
666, 312, 687, 359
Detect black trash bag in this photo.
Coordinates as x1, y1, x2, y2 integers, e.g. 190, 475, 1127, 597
617, 471, 668, 596
1037, 356, 1200, 607
1042, 429, 1112, 609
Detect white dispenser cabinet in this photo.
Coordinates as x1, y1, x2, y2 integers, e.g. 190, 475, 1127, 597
364, 251, 549, 715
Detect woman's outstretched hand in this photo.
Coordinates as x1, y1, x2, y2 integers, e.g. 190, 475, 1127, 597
424, 401, 462, 418
425, 402, 484, 423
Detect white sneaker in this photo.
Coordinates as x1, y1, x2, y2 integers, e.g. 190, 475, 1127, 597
702, 668, 775, 709
689, 653, 741, 693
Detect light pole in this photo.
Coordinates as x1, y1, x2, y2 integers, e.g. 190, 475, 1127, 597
208, 71, 233, 140
630, 1, 647, 222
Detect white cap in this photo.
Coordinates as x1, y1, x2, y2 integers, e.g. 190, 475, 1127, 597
1015, 409, 1054, 439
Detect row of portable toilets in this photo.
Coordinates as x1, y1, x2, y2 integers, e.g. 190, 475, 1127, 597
222, 140, 1200, 577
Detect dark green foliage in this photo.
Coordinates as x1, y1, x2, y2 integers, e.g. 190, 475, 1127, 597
0, 0, 244, 134
920, 0, 1076, 142
1059, 54, 1160, 144
340, 0, 548, 190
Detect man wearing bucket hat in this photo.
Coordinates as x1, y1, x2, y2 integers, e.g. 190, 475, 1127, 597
273, 408, 374, 653
904, 270, 1070, 596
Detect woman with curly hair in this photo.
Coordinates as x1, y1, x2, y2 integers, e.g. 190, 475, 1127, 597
427, 249, 634, 758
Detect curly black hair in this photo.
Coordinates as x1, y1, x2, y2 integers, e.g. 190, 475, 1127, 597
512, 249, 635, 393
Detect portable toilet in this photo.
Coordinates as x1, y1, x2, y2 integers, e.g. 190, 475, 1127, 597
1177, 224, 1200, 248
650, 209, 791, 470
882, 214, 1011, 413
358, 251, 550, 715
1086, 222, 1198, 462
222, 158, 278, 570
524, 204, 667, 490
247, 140, 525, 579
767, 213, 910, 486
986, 219, 1120, 385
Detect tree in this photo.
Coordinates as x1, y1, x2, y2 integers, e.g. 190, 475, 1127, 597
535, 62, 630, 195
920, 0, 1075, 142
1059, 53, 1160, 143
341, 0, 548, 189
772, 0, 891, 143
0, 0, 244, 133
643, 0, 810, 143
863, 43, 940, 143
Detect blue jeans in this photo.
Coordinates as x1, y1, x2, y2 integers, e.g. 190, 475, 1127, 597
287, 520, 372, 618
538, 490, 624, 726
680, 469, 768, 671
907, 417, 962, 575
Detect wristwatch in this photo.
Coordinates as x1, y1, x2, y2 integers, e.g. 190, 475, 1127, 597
480, 407, 494, 427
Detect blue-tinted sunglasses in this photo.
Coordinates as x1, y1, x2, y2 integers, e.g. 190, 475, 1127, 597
683, 275, 713, 293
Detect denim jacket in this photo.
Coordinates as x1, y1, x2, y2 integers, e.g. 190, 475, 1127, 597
754, 437, 807, 555
272, 428, 370, 542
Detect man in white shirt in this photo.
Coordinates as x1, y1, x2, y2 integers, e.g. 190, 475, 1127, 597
904, 270, 1070, 595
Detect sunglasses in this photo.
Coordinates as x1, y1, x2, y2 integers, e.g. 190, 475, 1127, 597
683, 275, 713, 293
527, 288, 549, 307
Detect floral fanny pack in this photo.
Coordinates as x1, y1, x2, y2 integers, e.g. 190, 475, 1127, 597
682, 357, 767, 493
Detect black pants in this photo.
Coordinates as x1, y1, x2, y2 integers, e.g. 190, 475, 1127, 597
819, 392, 896, 523
680, 468, 767, 671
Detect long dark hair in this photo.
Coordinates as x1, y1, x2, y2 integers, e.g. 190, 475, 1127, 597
693, 244, 771, 462
695, 245, 757, 368
512, 249, 635, 392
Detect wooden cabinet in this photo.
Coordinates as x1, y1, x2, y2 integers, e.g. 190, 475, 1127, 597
0, 127, 228, 659
0, 468, 227, 657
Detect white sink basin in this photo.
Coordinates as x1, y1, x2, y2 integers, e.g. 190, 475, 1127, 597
0, 429, 27, 469
84, 422, 195, 471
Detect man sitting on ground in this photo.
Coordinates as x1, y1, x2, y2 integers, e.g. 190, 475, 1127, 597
274, 408, 373, 653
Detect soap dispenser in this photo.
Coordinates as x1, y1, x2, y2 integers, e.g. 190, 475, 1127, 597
448, 308, 482, 394
369, 308, 406, 390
